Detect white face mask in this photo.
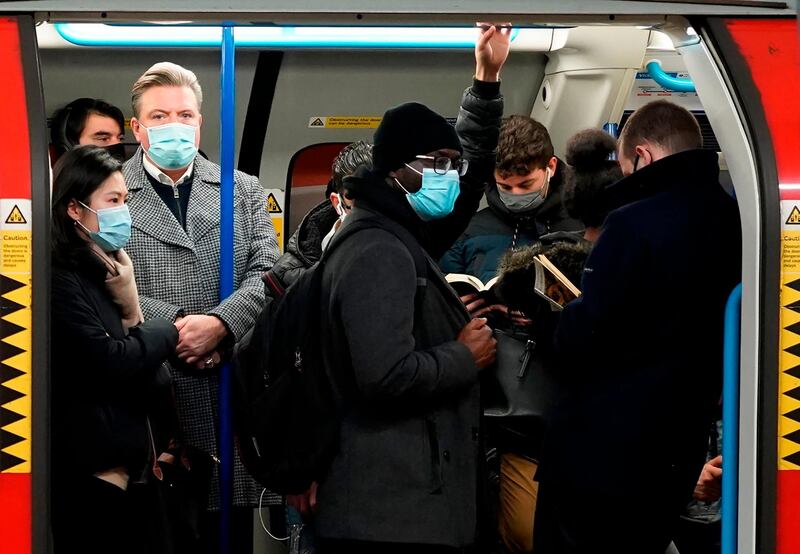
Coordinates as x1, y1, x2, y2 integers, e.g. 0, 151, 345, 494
334, 193, 349, 222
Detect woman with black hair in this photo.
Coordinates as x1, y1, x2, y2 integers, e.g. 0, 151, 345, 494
50, 146, 178, 553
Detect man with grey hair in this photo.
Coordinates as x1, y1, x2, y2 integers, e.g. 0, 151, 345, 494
123, 61, 280, 553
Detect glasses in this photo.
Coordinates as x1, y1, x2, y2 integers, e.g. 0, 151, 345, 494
415, 155, 469, 176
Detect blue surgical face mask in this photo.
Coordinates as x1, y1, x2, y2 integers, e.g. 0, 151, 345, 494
142, 122, 198, 170
77, 201, 132, 252
395, 166, 460, 221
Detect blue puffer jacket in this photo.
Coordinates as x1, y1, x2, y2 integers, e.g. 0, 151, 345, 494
439, 164, 583, 282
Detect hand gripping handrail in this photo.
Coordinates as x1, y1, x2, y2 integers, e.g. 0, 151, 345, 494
645, 59, 697, 93
722, 282, 742, 554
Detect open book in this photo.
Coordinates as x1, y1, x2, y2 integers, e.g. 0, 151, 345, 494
446, 273, 500, 304
533, 254, 582, 311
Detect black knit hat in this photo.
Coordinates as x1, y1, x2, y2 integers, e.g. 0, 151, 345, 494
372, 102, 462, 174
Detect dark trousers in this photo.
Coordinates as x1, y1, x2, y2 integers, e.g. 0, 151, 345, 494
532, 478, 675, 554
318, 539, 462, 554
199, 507, 254, 554
673, 517, 721, 554
52, 475, 146, 554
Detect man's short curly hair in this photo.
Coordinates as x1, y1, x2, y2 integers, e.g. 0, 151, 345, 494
496, 115, 554, 178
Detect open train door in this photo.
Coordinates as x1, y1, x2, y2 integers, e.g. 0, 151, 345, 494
703, 17, 800, 554
0, 14, 50, 554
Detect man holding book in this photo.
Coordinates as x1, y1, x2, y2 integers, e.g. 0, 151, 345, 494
534, 100, 741, 554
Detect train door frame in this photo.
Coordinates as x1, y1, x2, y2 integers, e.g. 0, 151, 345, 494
0, 14, 51, 554
662, 18, 774, 554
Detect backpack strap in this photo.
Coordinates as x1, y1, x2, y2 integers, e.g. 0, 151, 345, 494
322, 216, 428, 286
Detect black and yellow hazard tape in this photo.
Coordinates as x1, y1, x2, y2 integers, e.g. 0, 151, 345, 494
780, 278, 800, 469
0, 274, 30, 473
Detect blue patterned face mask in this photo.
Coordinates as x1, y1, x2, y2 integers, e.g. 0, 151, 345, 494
142, 122, 198, 170
77, 201, 132, 252
395, 167, 460, 221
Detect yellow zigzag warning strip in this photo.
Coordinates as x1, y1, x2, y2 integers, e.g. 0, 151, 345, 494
0, 235, 31, 473
780, 251, 800, 468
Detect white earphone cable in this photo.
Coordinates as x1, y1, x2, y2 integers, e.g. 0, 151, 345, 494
258, 488, 290, 542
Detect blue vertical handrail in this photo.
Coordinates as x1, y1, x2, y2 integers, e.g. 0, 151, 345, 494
219, 25, 236, 554
722, 282, 742, 554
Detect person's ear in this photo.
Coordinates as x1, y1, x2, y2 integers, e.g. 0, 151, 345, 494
130, 117, 143, 142
634, 145, 653, 168
66, 199, 83, 222
547, 156, 558, 175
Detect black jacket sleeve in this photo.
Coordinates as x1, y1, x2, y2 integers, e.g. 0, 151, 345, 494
53, 272, 179, 390
425, 79, 503, 260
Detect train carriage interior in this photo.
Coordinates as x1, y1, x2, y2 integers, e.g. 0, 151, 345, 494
1, 2, 794, 552
36, 22, 728, 243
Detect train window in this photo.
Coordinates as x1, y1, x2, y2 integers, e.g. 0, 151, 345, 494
285, 142, 349, 240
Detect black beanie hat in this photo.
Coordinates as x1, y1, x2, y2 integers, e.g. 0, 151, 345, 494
372, 102, 462, 174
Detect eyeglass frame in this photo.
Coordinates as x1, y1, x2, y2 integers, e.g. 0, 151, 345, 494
414, 155, 469, 176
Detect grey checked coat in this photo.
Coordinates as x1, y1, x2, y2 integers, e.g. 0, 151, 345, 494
123, 150, 280, 509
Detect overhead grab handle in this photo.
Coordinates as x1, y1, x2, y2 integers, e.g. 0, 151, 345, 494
645, 59, 697, 93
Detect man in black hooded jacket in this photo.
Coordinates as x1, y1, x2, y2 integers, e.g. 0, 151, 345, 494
533, 100, 742, 554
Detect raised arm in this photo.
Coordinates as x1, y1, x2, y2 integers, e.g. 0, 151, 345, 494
425, 23, 510, 259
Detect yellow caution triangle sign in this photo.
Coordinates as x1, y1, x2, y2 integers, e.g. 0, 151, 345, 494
5, 205, 26, 224
267, 193, 282, 214
788, 206, 800, 224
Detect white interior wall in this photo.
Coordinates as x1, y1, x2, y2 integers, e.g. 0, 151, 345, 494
531, 26, 650, 156
38, 48, 259, 164
38, 46, 545, 193
260, 49, 545, 191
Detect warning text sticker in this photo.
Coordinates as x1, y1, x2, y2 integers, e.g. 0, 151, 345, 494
309, 116, 382, 129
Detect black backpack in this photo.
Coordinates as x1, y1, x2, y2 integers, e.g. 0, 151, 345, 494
233, 216, 427, 495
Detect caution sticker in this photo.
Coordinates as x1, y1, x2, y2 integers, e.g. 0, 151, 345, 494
788, 205, 800, 225
0, 199, 31, 474
308, 116, 382, 129
267, 193, 282, 214
265, 189, 285, 254
271, 217, 284, 254
4, 206, 26, 225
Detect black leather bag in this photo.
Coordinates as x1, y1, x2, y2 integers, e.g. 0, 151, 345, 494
129, 420, 214, 554
482, 328, 562, 419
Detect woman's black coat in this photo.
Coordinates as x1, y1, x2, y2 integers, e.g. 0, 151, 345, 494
51, 247, 178, 478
